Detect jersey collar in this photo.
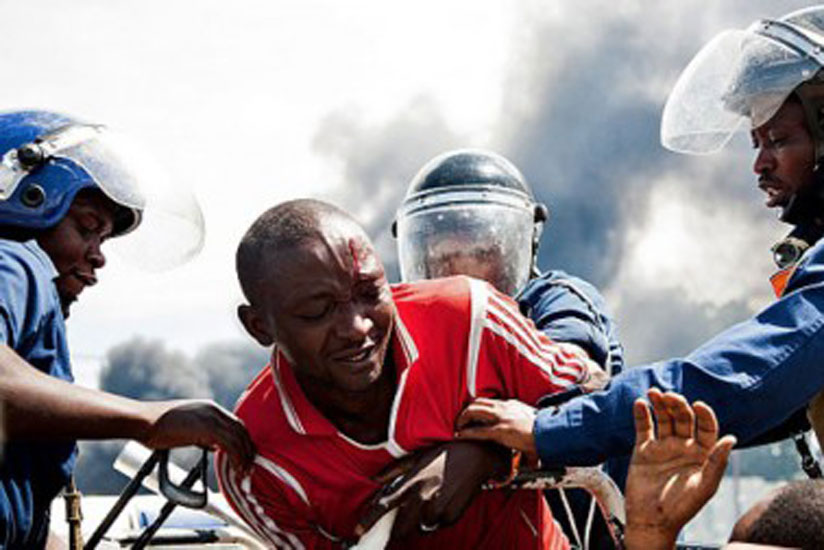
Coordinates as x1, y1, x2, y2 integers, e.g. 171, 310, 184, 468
269, 314, 419, 439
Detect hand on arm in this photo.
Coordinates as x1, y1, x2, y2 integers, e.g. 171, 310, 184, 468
454, 397, 539, 464
355, 440, 510, 542
0, 344, 255, 469
624, 388, 736, 550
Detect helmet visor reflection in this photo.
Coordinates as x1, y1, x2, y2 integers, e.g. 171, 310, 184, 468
49, 126, 204, 270
397, 201, 534, 296
661, 27, 821, 154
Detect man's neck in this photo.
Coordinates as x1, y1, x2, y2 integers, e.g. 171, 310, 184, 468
297, 355, 397, 445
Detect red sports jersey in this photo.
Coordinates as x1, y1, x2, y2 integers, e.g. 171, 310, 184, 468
217, 277, 589, 549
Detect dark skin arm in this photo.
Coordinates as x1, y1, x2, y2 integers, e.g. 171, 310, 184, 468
355, 440, 510, 541
360, 345, 608, 542
0, 344, 255, 469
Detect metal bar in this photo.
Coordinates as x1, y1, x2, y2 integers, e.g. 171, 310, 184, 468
84, 451, 161, 550
130, 460, 203, 550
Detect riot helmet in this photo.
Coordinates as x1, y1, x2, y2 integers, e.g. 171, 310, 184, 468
661, 6, 824, 157
393, 149, 548, 296
0, 110, 204, 270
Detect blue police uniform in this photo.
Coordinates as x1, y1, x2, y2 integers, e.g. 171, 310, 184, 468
519, 270, 625, 550
534, 237, 824, 468
0, 238, 77, 548
519, 270, 624, 377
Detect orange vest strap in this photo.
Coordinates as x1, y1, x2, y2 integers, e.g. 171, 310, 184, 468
770, 265, 797, 298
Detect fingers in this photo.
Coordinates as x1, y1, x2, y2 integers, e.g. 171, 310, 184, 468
647, 388, 674, 439
356, 499, 391, 537
207, 409, 256, 471
390, 497, 423, 542
454, 424, 501, 444
632, 398, 654, 445
373, 454, 416, 485
357, 466, 417, 535
699, 434, 737, 496
693, 401, 720, 449
665, 393, 695, 439
455, 400, 499, 430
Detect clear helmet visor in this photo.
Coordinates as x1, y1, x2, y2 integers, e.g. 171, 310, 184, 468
661, 25, 823, 154
1, 125, 204, 271
397, 198, 535, 297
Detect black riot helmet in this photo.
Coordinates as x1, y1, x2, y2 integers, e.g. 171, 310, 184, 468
392, 149, 548, 296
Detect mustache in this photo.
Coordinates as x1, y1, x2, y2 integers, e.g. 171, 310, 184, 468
758, 173, 782, 188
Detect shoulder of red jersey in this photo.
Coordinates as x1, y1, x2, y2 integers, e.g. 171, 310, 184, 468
391, 275, 474, 315
232, 362, 295, 447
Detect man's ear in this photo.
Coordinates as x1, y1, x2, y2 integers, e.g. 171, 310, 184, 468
238, 304, 275, 347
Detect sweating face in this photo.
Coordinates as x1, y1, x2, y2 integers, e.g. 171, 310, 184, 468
246, 220, 395, 393
751, 100, 816, 210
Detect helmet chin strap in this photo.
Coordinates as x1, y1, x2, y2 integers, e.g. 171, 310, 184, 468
528, 203, 549, 280
773, 163, 824, 269
771, 107, 824, 268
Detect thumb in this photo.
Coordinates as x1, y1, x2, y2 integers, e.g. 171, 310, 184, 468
701, 435, 736, 493
372, 454, 416, 485
455, 425, 498, 443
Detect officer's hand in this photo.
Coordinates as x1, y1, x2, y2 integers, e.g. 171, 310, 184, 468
139, 399, 255, 471
624, 389, 736, 550
355, 440, 509, 542
454, 397, 539, 464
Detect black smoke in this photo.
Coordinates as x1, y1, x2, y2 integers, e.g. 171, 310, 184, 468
73, 338, 268, 494
312, 1, 810, 365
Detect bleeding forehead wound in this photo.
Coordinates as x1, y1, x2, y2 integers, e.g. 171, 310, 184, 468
348, 238, 377, 277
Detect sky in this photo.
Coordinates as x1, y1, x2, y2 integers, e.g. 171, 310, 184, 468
0, 0, 814, 375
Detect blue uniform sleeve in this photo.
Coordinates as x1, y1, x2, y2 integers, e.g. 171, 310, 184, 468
0, 246, 35, 347
534, 242, 824, 467
518, 270, 624, 375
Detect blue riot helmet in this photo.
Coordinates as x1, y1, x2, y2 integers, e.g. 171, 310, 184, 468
0, 110, 204, 270
393, 149, 548, 297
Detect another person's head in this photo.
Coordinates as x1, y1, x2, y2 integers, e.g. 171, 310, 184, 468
236, 199, 395, 393
729, 479, 824, 549
662, 6, 824, 232
393, 149, 547, 297
0, 110, 205, 316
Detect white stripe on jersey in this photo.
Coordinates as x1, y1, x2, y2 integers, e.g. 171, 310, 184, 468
466, 278, 490, 397
216, 453, 300, 549
489, 292, 578, 369
272, 352, 306, 435
254, 455, 312, 506
487, 293, 586, 381
483, 319, 578, 389
386, 366, 412, 458
395, 315, 419, 364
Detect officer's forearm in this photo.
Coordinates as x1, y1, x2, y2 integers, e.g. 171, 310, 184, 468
0, 344, 157, 442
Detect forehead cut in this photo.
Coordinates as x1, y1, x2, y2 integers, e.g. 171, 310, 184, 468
236, 198, 372, 303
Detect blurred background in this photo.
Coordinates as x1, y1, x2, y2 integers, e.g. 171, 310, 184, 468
0, 0, 816, 542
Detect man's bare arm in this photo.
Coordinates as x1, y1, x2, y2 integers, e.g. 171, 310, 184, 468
0, 344, 255, 468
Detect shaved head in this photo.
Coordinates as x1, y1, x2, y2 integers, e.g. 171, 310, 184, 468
730, 479, 824, 549
236, 198, 365, 305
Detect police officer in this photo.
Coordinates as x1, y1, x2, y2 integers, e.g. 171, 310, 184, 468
453, 4, 824, 497
394, 148, 623, 377
390, 149, 624, 549
0, 110, 254, 548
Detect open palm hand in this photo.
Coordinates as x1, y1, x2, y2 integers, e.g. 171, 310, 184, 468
624, 389, 736, 549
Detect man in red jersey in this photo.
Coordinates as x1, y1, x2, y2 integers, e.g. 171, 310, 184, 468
216, 198, 599, 549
